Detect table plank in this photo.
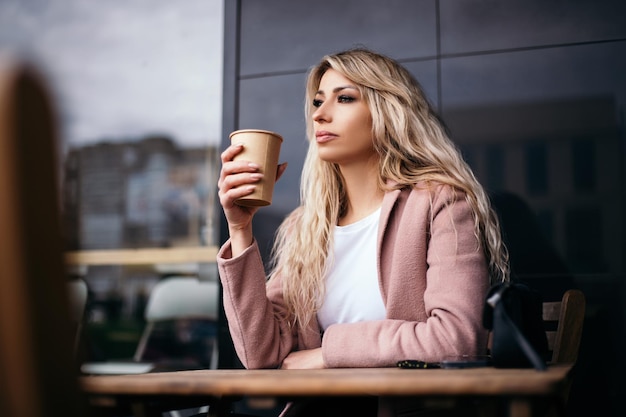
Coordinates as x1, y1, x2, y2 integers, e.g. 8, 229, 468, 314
65, 246, 218, 266
81, 365, 572, 398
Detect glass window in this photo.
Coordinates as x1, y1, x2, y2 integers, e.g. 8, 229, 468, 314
565, 207, 606, 273
0, 0, 224, 363
486, 144, 505, 192
572, 138, 596, 192
525, 142, 548, 195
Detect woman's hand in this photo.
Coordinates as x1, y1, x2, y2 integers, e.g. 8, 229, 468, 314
217, 143, 287, 255
280, 348, 325, 369
218, 143, 261, 229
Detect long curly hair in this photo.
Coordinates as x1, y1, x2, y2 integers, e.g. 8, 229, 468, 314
268, 48, 509, 329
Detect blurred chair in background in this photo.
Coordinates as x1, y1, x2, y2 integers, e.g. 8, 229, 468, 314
81, 276, 219, 375
82, 277, 219, 417
67, 278, 89, 354
0, 56, 87, 416
135, 276, 219, 371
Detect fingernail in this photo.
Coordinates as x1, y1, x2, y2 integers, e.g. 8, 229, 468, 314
248, 162, 260, 168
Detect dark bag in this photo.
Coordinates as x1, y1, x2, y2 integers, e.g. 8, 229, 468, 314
482, 282, 549, 371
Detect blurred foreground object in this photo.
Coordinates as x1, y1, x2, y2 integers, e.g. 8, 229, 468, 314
0, 55, 87, 416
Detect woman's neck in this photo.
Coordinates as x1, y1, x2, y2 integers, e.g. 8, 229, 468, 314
338, 159, 384, 226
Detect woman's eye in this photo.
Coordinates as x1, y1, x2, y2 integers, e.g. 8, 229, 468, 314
338, 95, 355, 103
312, 99, 323, 108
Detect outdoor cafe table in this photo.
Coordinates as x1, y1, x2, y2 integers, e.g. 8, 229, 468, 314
80, 364, 573, 417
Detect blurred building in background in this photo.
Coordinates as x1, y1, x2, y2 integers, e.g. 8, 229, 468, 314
63, 137, 218, 250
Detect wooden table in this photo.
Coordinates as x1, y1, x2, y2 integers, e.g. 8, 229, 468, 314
81, 365, 573, 417
65, 246, 219, 266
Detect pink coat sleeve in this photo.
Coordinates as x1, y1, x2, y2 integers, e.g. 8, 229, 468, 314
217, 241, 321, 369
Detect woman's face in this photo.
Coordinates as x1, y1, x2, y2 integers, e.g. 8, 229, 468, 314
312, 69, 375, 166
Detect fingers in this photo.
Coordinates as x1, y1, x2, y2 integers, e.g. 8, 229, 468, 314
219, 143, 265, 209
219, 165, 262, 189
218, 170, 262, 206
220, 142, 244, 163
219, 144, 260, 183
220, 144, 258, 176
219, 145, 288, 209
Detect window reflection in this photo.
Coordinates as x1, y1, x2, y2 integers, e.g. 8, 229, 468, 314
63, 136, 218, 250
566, 207, 605, 273
0, 0, 224, 365
486, 144, 505, 191
572, 138, 596, 192
525, 142, 548, 195
447, 97, 623, 278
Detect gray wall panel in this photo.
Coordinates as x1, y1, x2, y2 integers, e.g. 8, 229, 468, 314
240, 0, 437, 76
440, 41, 626, 112
403, 59, 439, 110
440, 0, 626, 54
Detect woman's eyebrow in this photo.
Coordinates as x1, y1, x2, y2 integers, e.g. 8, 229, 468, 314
315, 85, 359, 95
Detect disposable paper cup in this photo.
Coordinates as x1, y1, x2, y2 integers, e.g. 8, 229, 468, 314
229, 129, 283, 207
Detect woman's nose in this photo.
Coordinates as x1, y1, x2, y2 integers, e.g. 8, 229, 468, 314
313, 103, 330, 123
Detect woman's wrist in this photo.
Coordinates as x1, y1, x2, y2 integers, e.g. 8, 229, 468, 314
228, 225, 254, 257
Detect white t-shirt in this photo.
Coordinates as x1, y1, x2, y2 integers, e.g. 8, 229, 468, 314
317, 207, 386, 331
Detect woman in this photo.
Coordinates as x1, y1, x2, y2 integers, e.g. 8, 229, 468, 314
217, 48, 508, 415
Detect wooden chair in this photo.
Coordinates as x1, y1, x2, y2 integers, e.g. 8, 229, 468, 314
0, 57, 87, 417
500, 289, 587, 416
481, 289, 586, 417
485, 288, 587, 365
543, 289, 586, 365
537, 289, 586, 417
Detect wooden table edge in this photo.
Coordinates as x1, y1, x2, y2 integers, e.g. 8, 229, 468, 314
80, 364, 574, 398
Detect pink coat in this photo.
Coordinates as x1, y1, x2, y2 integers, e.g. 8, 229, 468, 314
217, 184, 490, 369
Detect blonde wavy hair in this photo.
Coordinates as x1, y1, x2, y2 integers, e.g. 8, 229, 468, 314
268, 48, 509, 329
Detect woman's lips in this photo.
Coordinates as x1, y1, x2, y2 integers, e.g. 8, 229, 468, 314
315, 131, 337, 143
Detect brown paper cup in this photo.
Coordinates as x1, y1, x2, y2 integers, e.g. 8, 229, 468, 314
229, 129, 283, 207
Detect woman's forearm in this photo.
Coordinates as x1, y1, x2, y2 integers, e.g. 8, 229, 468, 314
228, 224, 254, 257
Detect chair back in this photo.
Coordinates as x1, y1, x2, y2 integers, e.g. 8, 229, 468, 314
144, 277, 218, 321
133, 277, 219, 368
543, 289, 586, 364
67, 279, 88, 322
0, 57, 85, 417
67, 279, 89, 352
